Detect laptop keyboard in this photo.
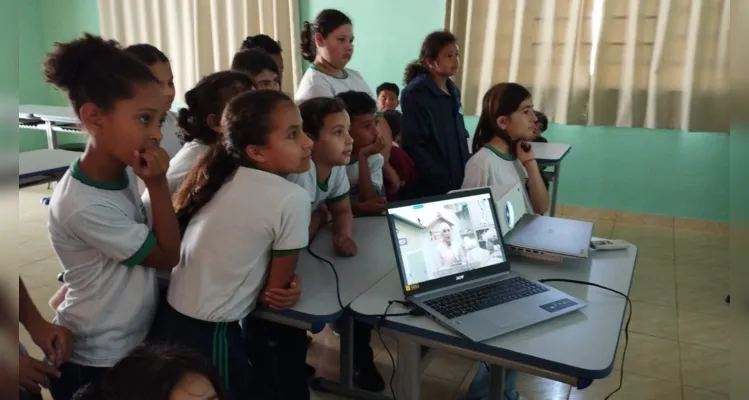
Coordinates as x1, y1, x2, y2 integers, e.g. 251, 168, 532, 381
424, 277, 549, 320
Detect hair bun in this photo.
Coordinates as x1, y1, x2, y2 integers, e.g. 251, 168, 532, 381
44, 33, 123, 91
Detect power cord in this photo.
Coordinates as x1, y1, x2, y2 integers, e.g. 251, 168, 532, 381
537, 278, 632, 400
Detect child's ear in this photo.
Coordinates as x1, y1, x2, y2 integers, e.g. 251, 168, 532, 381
496, 115, 509, 130
314, 32, 325, 48
245, 144, 266, 165
78, 103, 106, 137
206, 113, 222, 134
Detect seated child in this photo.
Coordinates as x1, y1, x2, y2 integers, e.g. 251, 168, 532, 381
287, 97, 357, 256
335, 91, 387, 216
532, 110, 549, 143
381, 109, 416, 201
239, 34, 284, 79
71, 343, 226, 400
231, 49, 281, 91
376, 82, 400, 111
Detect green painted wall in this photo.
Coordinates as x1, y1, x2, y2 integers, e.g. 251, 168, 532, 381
16, 0, 729, 222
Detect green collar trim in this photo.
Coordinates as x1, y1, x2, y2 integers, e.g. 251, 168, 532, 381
485, 144, 516, 161
70, 158, 129, 190
317, 172, 331, 191
310, 64, 349, 79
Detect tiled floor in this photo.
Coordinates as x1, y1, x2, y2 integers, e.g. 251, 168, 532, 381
17, 186, 730, 400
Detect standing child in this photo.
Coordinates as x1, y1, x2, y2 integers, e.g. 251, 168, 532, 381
43, 34, 181, 399
376, 82, 400, 111
124, 44, 184, 157
240, 34, 285, 79
231, 49, 281, 91
336, 91, 386, 216
401, 30, 470, 197
287, 97, 357, 255
148, 90, 313, 400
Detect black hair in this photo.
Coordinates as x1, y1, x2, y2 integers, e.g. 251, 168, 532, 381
376, 82, 399, 97
239, 34, 282, 55
124, 43, 170, 66
382, 109, 402, 140
300, 9, 352, 62
472, 83, 532, 154
298, 97, 347, 140
44, 33, 158, 116
335, 91, 376, 119
403, 30, 457, 85
231, 49, 280, 77
178, 71, 254, 145
534, 110, 549, 132
173, 90, 294, 232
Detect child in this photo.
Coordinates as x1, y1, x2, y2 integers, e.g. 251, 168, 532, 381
460, 83, 547, 400
124, 44, 184, 157
381, 109, 416, 201
43, 34, 181, 399
376, 82, 400, 111
71, 344, 226, 400
148, 90, 313, 400
532, 110, 549, 143
335, 91, 386, 216
296, 9, 375, 102
287, 97, 357, 255
240, 34, 284, 78
230, 49, 281, 91
401, 30, 470, 197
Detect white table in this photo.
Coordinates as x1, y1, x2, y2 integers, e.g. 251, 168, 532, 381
19, 105, 81, 149
19, 149, 78, 188
349, 229, 636, 399
531, 142, 571, 217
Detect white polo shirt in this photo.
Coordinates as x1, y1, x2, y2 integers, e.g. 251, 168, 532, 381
294, 66, 374, 103
167, 167, 310, 322
346, 153, 384, 198
161, 111, 184, 158
48, 159, 158, 367
165, 140, 209, 196
287, 162, 350, 210
461, 145, 535, 212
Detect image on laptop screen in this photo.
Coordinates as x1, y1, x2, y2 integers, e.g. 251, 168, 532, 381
388, 192, 507, 286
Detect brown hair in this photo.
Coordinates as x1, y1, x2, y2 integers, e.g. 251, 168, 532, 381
403, 30, 457, 85
472, 83, 532, 154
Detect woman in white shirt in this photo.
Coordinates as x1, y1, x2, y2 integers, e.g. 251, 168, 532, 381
295, 9, 374, 103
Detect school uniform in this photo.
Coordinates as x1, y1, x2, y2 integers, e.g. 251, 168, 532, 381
287, 161, 350, 210
294, 65, 374, 103
401, 74, 470, 197
47, 159, 159, 399
384, 144, 416, 201
346, 153, 384, 198
148, 166, 311, 400
161, 111, 185, 158
461, 144, 535, 213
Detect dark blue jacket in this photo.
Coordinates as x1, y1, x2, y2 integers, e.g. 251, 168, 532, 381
400, 74, 470, 197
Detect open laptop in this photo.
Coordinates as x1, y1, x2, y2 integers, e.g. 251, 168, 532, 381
385, 188, 587, 342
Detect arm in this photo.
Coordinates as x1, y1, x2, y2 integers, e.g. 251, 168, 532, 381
523, 161, 550, 214
266, 190, 311, 291
19, 278, 45, 331
329, 197, 354, 238
355, 153, 381, 202
308, 207, 328, 239
141, 179, 181, 268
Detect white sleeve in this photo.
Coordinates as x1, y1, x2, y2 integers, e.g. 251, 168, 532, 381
271, 189, 311, 255
327, 167, 350, 203
368, 154, 384, 194
461, 161, 492, 189
67, 205, 156, 267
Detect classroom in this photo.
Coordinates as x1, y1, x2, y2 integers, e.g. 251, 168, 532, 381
14, 0, 733, 400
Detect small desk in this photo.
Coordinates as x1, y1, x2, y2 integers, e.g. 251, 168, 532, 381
19, 105, 81, 149
19, 149, 78, 188
531, 142, 571, 217
350, 235, 636, 400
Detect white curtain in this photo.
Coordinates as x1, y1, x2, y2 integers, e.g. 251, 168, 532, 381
97, 0, 302, 103
446, 0, 729, 132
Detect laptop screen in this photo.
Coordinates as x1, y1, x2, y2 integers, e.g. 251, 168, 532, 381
386, 189, 509, 295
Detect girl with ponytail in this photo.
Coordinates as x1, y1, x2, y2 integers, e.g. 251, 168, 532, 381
462, 82, 549, 218
400, 30, 470, 197
295, 9, 375, 103
149, 90, 314, 400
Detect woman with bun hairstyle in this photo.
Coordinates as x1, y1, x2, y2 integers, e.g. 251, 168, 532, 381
295, 9, 374, 103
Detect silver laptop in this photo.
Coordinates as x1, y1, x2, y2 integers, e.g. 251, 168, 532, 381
385, 188, 587, 342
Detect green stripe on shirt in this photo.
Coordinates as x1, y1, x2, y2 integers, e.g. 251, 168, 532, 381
271, 248, 304, 257
326, 192, 349, 204
122, 231, 157, 267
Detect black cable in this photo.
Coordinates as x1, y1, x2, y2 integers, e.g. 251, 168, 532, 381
377, 301, 398, 400
537, 278, 632, 400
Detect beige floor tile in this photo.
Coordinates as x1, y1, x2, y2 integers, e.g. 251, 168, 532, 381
679, 342, 729, 394
628, 301, 679, 340
676, 263, 730, 317
674, 218, 730, 234
630, 263, 677, 307
452, 362, 479, 400
617, 212, 674, 227
18, 239, 57, 267
617, 332, 681, 381
563, 205, 619, 221
569, 372, 682, 400
515, 373, 572, 400
376, 361, 461, 400
591, 220, 615, 239
677, 309, 730, 350
612, 223, 674, 260
674, 229, 729, 250
423, 350, 474, 383
20, 256, 62, 291
682, 385, 729, 400
675, 243, 729, 268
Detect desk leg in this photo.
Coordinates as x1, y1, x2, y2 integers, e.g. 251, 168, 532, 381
45, 121, 58, 149
488, 365, 506, 400
395, 338, 422, 400
339, 313, 355, 388
549, 164, 561, 217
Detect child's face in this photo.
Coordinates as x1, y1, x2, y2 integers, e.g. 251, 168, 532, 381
349, 112, 379, 152
86, 82, 168, 165
313, 111, 353, 165
498, 98, 537, 142
248, 101, 313, 174
170, 373, 218, 400
377, 90, 399, 111
270, 53, 284, 76
149, 62, 176, 107
316, 24, 354, 69
253, 69, 281, 91
532, 120, 543, 139
429, 43, 460, 77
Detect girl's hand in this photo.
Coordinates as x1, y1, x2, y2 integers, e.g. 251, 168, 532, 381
515, 141, 536, 165
361, 134, 386, 157
130, 147, 170, 186
333, 234, 358, 257
26, 319, 73, 366
19, 354, 60, 393
357, 198, 387, 214
263, 274, 302, 309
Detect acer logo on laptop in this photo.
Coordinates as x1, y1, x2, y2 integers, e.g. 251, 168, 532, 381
456, 275, 465, 281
